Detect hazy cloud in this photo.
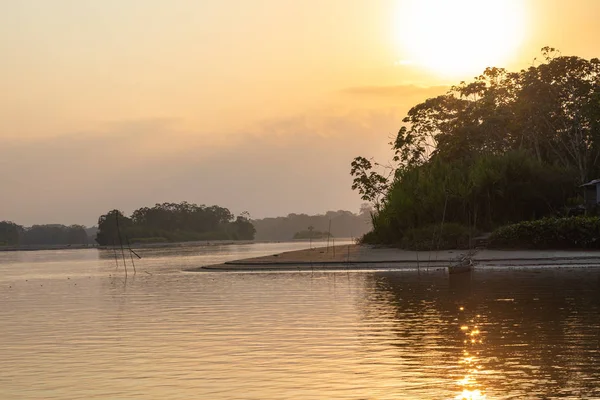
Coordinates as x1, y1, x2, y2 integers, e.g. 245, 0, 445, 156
341, 84, 449, 99
1, 110, 402, 226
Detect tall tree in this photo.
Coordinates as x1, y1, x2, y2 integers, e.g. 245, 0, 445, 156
0, 221, 22, 245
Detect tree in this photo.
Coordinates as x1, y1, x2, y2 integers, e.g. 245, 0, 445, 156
359, 203, 374, 216
0, 221, 22, 246
95, 210, 131, 245
95, 202, 255, 244
383, 49, 600, 182
21, 224, 88, 245
352, 47, 594, 245
231, 212, 256, 240
350, 157, 391, 209
513, 47, 600, 182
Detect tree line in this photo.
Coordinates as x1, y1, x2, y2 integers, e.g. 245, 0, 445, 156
252, 208, 372, 241
2, 206, 369, 247
352, 48, 600, 246
95, 202, 255, 245
0, 221, 89, 246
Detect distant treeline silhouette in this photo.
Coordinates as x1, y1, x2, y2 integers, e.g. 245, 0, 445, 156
2, 207, 370, 247
0, 221, 89, 246
95, 202, 255, 245
252, 208, 372, 241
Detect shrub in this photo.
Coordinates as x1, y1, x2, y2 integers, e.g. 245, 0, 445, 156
489, 216, 600, 249
366, 151, 577, 245
359, 230, 380, 245
400, 223, 476, 251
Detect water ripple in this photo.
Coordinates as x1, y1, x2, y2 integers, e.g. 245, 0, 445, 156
1, 244, 600, 399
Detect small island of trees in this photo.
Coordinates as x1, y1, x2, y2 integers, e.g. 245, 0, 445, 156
352, 47, 600, 249
95, 202, 255, 245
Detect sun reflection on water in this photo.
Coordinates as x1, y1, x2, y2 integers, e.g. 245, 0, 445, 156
455, 306, 487, 400
456, 389, 486, 400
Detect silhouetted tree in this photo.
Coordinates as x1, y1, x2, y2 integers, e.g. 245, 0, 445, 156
95, 203, 254, 245
21, 224, 88, 245
0, 221, 22, 245
352, 47, 596, 244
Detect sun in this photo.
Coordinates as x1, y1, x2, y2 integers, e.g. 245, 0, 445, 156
395, 0, 526, 77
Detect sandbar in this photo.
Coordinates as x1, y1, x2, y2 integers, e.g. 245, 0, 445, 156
190, 245, 600, 272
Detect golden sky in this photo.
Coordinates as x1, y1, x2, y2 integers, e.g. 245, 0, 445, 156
2, 0, 600, 225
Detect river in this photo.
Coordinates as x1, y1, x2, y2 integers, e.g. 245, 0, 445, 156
1, 241, 599, 399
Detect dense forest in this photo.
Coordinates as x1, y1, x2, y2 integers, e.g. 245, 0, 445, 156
0, 221, 89, 246
95, 202, 255, 245
352, 48, 600, 248
252, 208, 372, 241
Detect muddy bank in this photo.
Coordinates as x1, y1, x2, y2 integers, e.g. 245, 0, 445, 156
190, 245, 600, 271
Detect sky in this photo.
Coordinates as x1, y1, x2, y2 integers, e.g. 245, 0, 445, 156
2, 0, 600, 226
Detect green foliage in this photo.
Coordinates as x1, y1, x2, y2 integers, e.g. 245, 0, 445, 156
489, 216, 600, 249
350, 157, 389, 207
95, 202, 255, 245
358, 230, 379, 245
230, 212, 256, 240
370, 151, 576, 245
1, 222, 88, 246
388, 53, 600, 181
400, 223, 476, 251
0, 221, 22, 246
95, 210, 132, 246
351, 48, 599, 248
21, 225, 88, 245
129, 231, 233, 244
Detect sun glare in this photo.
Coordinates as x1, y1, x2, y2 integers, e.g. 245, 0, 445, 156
396, 0, 526, 77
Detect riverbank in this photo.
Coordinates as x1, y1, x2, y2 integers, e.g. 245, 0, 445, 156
0, 239, 348, 252
192, 244, 600, 271
0, 240, 255, 252
0, 244, 98, 252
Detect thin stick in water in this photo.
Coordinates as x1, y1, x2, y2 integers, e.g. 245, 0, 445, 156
326, 220, 332, 253
435, 191, 449, 263
416, 249, 420, 272
126, 236, 136, 275
115, 213, 127, 277
112, 239, 119, 270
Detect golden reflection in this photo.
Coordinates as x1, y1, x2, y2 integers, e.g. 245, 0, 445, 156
456, 389, 487, 400
456, 314, 487, 399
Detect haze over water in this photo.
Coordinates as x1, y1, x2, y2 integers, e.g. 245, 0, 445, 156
1, 243, 600, 399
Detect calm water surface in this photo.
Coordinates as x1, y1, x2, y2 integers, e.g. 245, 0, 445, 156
1, 242, 600, 399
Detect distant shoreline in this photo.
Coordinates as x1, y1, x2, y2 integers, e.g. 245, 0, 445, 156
0, 244, 99, 252
98, 238, 351, 250
0, 238, 353, 252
